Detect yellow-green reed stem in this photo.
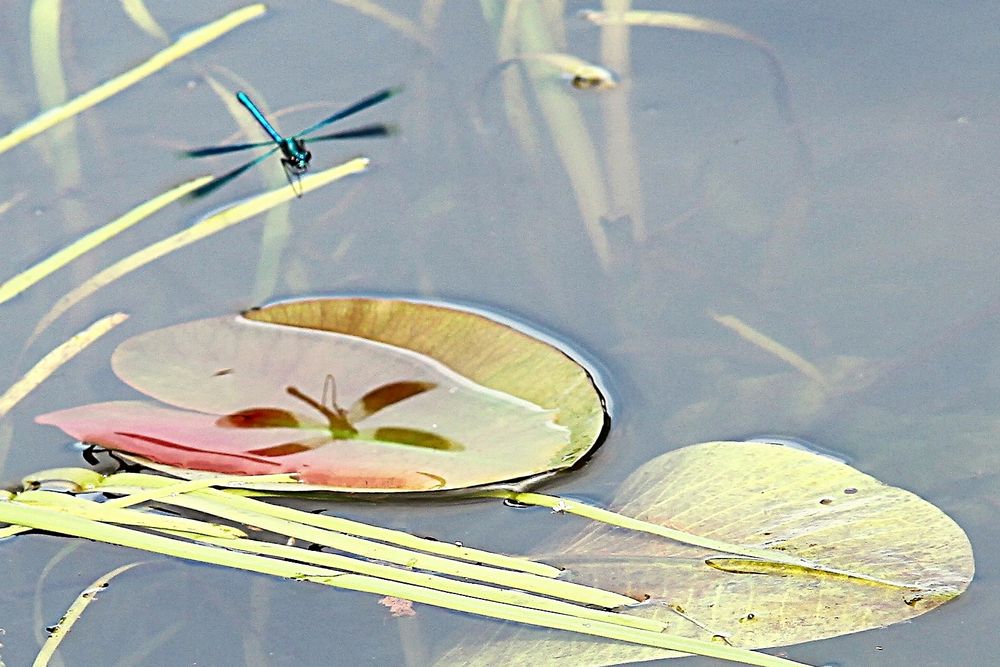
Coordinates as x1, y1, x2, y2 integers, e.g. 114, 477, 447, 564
30, 0, 82, 182
33, 562, 143, 667
482, 490, 821, 568
100, 472, 560, 577
16, 490, 246, 539
120, 0, 170, 42
0, 313, 128, 419
0, 499, 809, 666
0, 4, 266, 156
17, 481, 670, 633
177, 532, 665, 633
102, 485, 633, 609
0, 177, 211, 306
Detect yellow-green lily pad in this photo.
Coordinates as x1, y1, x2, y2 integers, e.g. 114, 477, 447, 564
438, 441, 974, 665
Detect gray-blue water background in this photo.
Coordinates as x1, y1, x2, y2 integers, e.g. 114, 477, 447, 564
0, 1, 997, 665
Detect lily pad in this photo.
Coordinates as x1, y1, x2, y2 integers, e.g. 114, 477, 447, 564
37, 298, 607, 493
438, 441, 974, 665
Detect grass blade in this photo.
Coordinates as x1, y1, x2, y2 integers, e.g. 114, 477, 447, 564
32, 562, 143, 667
16, 490, 246, 539
709, 311, 827, 386
100, 483, 631, 608
597, 0, 647, 244
101, 471, 561, 578
120, 0, 170, 43
0, 4, 267, 156
0, 496, 807, 666
0, 313, 128, 419
516, 2, 613, 269
325, 0, 433, 51
0, 177, 211, 306
30, 0, 82, 183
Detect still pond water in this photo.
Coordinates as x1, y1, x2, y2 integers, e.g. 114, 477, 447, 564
1, 1, 998, 665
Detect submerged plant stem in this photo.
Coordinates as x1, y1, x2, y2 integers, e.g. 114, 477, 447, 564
709, 311, 827, 386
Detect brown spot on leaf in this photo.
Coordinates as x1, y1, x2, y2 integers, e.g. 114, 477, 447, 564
217, 408, 300, 429
355, 381, 437, 419
373, 427, 462, 451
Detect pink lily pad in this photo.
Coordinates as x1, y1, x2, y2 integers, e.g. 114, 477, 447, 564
37, 298, 607, 493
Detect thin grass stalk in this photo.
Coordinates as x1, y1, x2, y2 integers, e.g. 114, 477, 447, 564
32, 541, 82, 661
0, 313, 128, 419
495, 0, 546, 176
32, 562, 142, 667
326, 0, 433, 51
599, 0, 646, 244
0, 193, 27, 218
0, 4, 267, 156
0, 500, 808, 666
29, 0, 93, 276
484, 490, 923, 591
419, 0, 445, 32
120, 0, 170, 42
517, 2, 612, 270
177, 531, 666, 633
17, 482, 666, 632
111, 621, 185, 667
16, 490, 246, 538
481, 490, 822, 568
100, 472, 560, 577
108, 488, 633, 608
0, 423, 13, 483
0, 177, 211, 306
709, 311, 827, 386
30, 0, 82, 183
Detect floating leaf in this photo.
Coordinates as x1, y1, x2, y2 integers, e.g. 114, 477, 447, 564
38, 299, 606, 493
438, 441, 974, 665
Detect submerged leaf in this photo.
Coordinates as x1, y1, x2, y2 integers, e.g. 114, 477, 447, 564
38, 299, 606, 493
217, 408, 303, 429
439, 441, 974, 665
350, 380, 438, 421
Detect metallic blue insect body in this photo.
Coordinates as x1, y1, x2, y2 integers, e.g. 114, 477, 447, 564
184, 87, 399, 198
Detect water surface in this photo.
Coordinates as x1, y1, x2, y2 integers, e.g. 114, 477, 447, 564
1, 1, 997, 665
